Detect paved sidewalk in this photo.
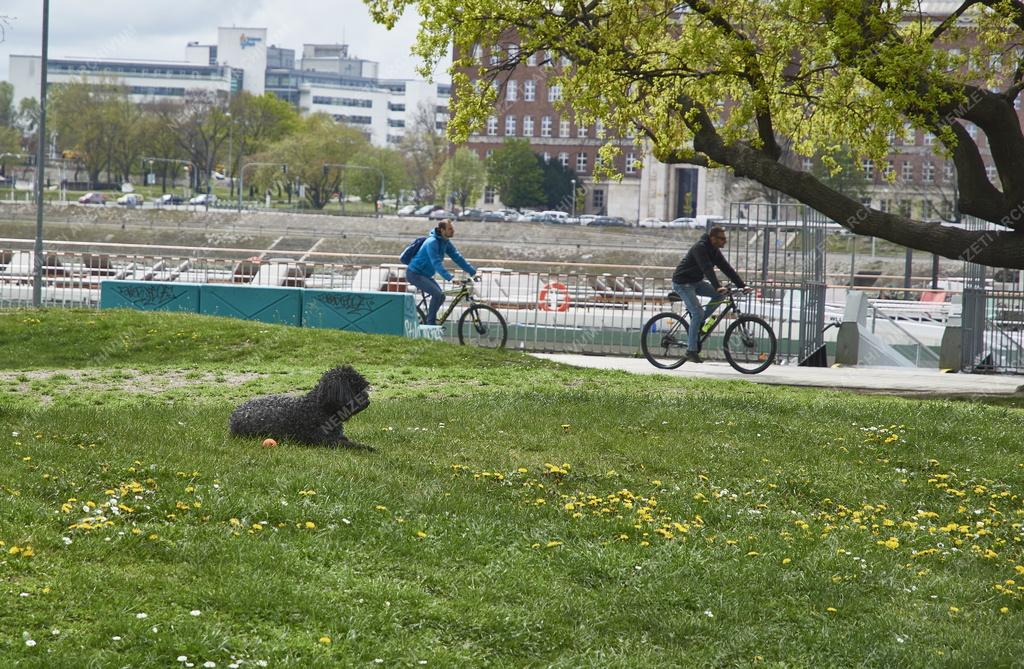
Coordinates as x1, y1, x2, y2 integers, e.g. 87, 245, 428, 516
532, 354, 1024, 395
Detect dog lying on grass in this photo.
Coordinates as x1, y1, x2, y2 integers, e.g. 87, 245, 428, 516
229, 365, 373, 450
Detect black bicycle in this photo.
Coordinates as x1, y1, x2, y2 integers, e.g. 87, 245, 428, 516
415, 277, 508, 348
640, 286, 777, 374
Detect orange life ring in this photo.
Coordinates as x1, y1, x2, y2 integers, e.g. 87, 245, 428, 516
539, 282, 571, 312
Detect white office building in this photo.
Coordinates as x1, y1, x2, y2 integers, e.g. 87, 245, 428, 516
8, 27, 448, 147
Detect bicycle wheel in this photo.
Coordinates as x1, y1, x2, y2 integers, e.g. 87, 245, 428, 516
457, 304, 507, 348
723, 316, 777, 374
640, 312, 689, 369
416, 304, 428, 325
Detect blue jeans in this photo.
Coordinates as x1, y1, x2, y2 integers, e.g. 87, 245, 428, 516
673, 280, 720, 353
406, 270, 445, 324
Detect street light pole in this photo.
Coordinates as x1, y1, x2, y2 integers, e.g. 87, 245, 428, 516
225, 112, 233, 199
32, 0, 50, 307
238, 161, 288, 212
570, 178, 576, 219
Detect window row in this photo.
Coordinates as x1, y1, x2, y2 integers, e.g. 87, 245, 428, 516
486, 114, 604, 138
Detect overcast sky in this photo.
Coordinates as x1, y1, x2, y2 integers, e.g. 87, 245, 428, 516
0, 0, 446, 82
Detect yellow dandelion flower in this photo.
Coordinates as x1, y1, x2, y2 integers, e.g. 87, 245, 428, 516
826, 607, 838, 614
131, 528, 142, 535
1000, 607, 1009, 614
782, 558, 792, 565
319, 636, 332, 644
229, 518, 241, 526
147, 534, 158, 541
374, 505, 388, 511
949, 606, 960, 613
8, 546, 21, 555
305, 521, 316, 529
546, 540, 563, 548
531, 543, 540, 549
416, 531, 427, 538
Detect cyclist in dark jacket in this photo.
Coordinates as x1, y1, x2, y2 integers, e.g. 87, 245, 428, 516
406, 219, 477, 325
672, 226, 748, 363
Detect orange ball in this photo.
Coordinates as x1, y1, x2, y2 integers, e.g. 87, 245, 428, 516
261, 438, 278, 448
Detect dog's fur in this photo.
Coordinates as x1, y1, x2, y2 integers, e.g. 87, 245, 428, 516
229, 365, 372, 450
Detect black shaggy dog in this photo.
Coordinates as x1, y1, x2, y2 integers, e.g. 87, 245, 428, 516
229, 365, 372, 450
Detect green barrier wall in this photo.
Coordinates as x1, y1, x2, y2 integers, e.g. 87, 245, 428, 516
303, 290, 417, 337
199, 285, 304, 326
100, 281, 202, 312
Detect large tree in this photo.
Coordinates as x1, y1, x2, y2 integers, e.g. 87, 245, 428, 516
436, 146, 486, 210
368, 0, 1024, 268
486, 138, 545, 209
399, 101, 448, 203
256, 114, 371, 209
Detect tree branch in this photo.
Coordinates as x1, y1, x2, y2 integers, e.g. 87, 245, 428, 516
927, 0, 980, 42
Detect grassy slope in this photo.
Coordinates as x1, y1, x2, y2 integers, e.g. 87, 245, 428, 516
1, 309, 1023, 667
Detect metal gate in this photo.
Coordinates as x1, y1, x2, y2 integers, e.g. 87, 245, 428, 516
960, 216, 1024, 373
725, 203, 828, 363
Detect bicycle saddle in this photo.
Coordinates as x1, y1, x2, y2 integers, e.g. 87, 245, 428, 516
667, 291, 682, 302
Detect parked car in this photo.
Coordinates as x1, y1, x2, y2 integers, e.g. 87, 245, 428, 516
457, 208, 484, 221
638, 217, 666, 228
578, 214, 598, 226
428, 208, 457, 220
480, 210, 507, 222
588, 216, 628, 227
396, 204, 418, 216
116, 193, 144, 207
77, 192, 106, 205
159, 193, 184, 205
667, 217, 700, 229
189, 193, 217, 206
413, 204, 440, 216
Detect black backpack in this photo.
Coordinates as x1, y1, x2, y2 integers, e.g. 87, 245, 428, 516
400, 236, 427, 265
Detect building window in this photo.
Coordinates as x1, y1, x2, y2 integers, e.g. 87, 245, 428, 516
487, 116, 498, 136
884, 160, 895, 179
523, 80, 535, 101
523, 115, 534, 137
593, 189, 605, 211
508, 43, 520, 60
484, 185, 496, 204
897, 199, 912, 216
923, 131, 935, 146
903, 123, 915, 145
922, 162, 935, 182
625, 153, 637, 174
490, 47, 500, 65
595, 119, 604, 137
548, 84, 562, 102
485, 149, 494, 159
542, 152, 551, 163
576, 151, 588, 173
862, 159, 874, 179
559, 119, 570, 138
801, 157, 813, 172
879, 199, 890, 213
472, 44, 483, 60
558, 152, 569, 168
540, 116, 552, 137
506, 80, 517, 102
986, 164, 999, 183
944, 161, 954, 181
901, 160, 913, 182
526, 52, 537, 66
577, 123, 588, 138
505, 115, 516, 136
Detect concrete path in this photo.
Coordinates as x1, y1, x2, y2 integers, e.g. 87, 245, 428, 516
532, 353, 1024, 396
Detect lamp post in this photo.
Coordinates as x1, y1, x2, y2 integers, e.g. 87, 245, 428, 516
238, 161, 288, 212
32, 0, 50, 307
570, 178, 577, 219
225, 111, 233, 199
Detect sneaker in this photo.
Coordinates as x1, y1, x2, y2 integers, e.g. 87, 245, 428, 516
685, 351, 704, 364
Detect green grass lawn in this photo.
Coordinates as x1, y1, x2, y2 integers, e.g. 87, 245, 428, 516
1, 309, 1023, 667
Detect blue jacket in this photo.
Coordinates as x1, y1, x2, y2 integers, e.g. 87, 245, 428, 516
407, 229, 476, 281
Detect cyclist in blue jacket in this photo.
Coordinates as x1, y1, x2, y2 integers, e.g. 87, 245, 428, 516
406, 219, 477, 324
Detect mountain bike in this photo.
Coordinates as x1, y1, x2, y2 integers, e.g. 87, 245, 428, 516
416, 276, 508, 348
640, 285, 777, 374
